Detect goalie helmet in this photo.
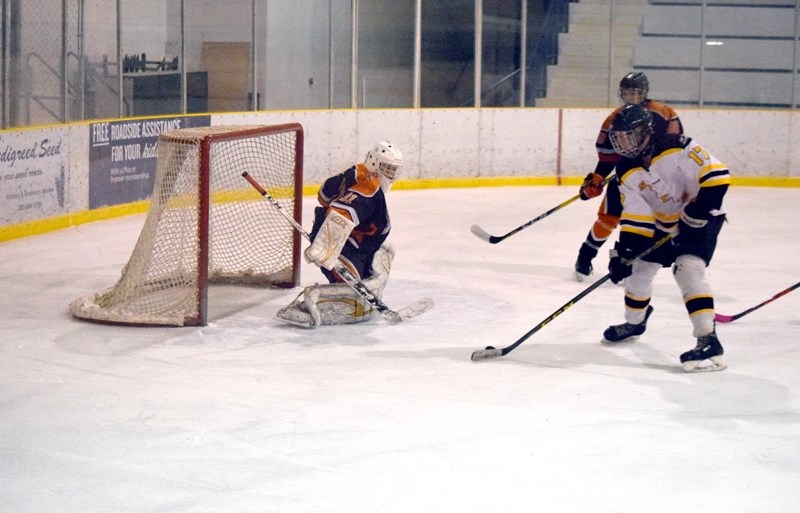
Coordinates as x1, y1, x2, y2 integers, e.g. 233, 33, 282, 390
618, 71, 649, 105
364, 141, 403, 192
608, 104, 654, 158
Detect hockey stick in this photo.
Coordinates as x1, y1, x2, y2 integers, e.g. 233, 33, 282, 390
242, 172, 434, 324
471, 232, 674, 361
715, 280, 800, 323
470, 175, 614, 244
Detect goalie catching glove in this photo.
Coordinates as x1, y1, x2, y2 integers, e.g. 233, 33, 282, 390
304, 209, 356, 270
579, 173, 605, 200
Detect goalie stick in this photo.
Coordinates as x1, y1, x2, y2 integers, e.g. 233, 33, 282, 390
471, 232, 674, 361
471, 175, 614, 244
242, 172, 434, 324
715, 280, 800, 323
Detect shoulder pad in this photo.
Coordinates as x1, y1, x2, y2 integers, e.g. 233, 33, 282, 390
351, 164, 380, 197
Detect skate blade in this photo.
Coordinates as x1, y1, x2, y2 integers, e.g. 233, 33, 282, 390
682, 355, 726, 373
575, 271, 590, 282
601, 336, 638, 345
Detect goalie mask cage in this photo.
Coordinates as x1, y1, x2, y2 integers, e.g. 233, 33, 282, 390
69, 123, 304, 327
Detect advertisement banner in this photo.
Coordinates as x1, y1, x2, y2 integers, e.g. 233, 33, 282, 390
89, 115, 210, 208
0, 129, 69, 225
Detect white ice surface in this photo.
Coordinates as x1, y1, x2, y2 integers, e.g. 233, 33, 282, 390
1, 186, 798, 513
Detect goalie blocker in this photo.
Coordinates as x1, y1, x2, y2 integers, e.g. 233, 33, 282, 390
303, 210, 356, 270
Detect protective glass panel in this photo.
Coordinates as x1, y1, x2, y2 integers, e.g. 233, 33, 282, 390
480, 0, 522, 107
421, 0, 476, 107
357, 0, 415, 108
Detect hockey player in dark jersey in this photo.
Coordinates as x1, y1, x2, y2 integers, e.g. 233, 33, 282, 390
277, 141, 402, 328
574, 72, 683, 281
601, 104, 730, 372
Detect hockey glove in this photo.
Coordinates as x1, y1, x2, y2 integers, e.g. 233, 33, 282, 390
304, 210, 356, 270
579, 173, 605, 200
608, 242, 635, 284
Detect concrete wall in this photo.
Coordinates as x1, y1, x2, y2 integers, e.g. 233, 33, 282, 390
1, 107, 799, 240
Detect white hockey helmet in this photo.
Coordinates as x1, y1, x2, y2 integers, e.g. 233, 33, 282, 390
364, 141, 402, 192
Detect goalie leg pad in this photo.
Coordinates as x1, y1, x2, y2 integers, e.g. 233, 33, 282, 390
368, 242, 394, 294
275, 291, 316, 328
276, 285, 372, 328
305, 243, 395, 326
277, 243, 395, 328
304, 283, 374, 326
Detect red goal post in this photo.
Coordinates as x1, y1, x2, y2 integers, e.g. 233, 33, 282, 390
69, 123, 304, 326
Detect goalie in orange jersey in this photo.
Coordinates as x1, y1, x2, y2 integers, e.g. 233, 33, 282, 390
574, 72, 683, 281
277, 141, 403, 328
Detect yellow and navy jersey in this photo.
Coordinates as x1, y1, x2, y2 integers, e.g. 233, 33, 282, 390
314, 163, 391, 271
617, 134, 730, 250
595, 99, 683, 176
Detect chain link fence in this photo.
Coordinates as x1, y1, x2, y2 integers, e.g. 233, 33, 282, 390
3, 0, 117, 127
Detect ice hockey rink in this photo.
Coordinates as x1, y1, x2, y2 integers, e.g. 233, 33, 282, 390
1, 184, 798, 513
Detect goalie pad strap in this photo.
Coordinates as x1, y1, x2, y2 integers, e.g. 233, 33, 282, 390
304, 210, 356, 270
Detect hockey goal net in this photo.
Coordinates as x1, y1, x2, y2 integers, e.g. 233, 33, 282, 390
69, 123, 304, 326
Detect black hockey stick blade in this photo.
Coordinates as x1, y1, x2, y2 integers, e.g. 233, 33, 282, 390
472, 231, 673, 361
470, 224, 502, 244
469, 192, 581, 244
470, 176, 615, 245
471, 274, 612, 361
469, 194, 579, 244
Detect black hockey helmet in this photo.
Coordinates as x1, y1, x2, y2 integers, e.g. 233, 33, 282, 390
618, 71, 649, 105
608, 104, 654, 158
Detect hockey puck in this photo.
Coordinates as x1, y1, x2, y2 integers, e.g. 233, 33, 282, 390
485, 345, 495, 350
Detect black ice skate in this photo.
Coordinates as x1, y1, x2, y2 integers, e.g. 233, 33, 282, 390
602, 305, 654, 343
574, 244, 596, 282
680, 332, 726, 372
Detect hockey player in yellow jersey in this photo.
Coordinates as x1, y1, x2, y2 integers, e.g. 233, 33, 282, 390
601, 104, 730, 372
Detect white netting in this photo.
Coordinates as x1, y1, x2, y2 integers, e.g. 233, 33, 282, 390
70, 124, 302, 326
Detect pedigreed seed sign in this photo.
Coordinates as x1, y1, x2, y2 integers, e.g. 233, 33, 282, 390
0, 129, 68, 225
89, 115, 210, 208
